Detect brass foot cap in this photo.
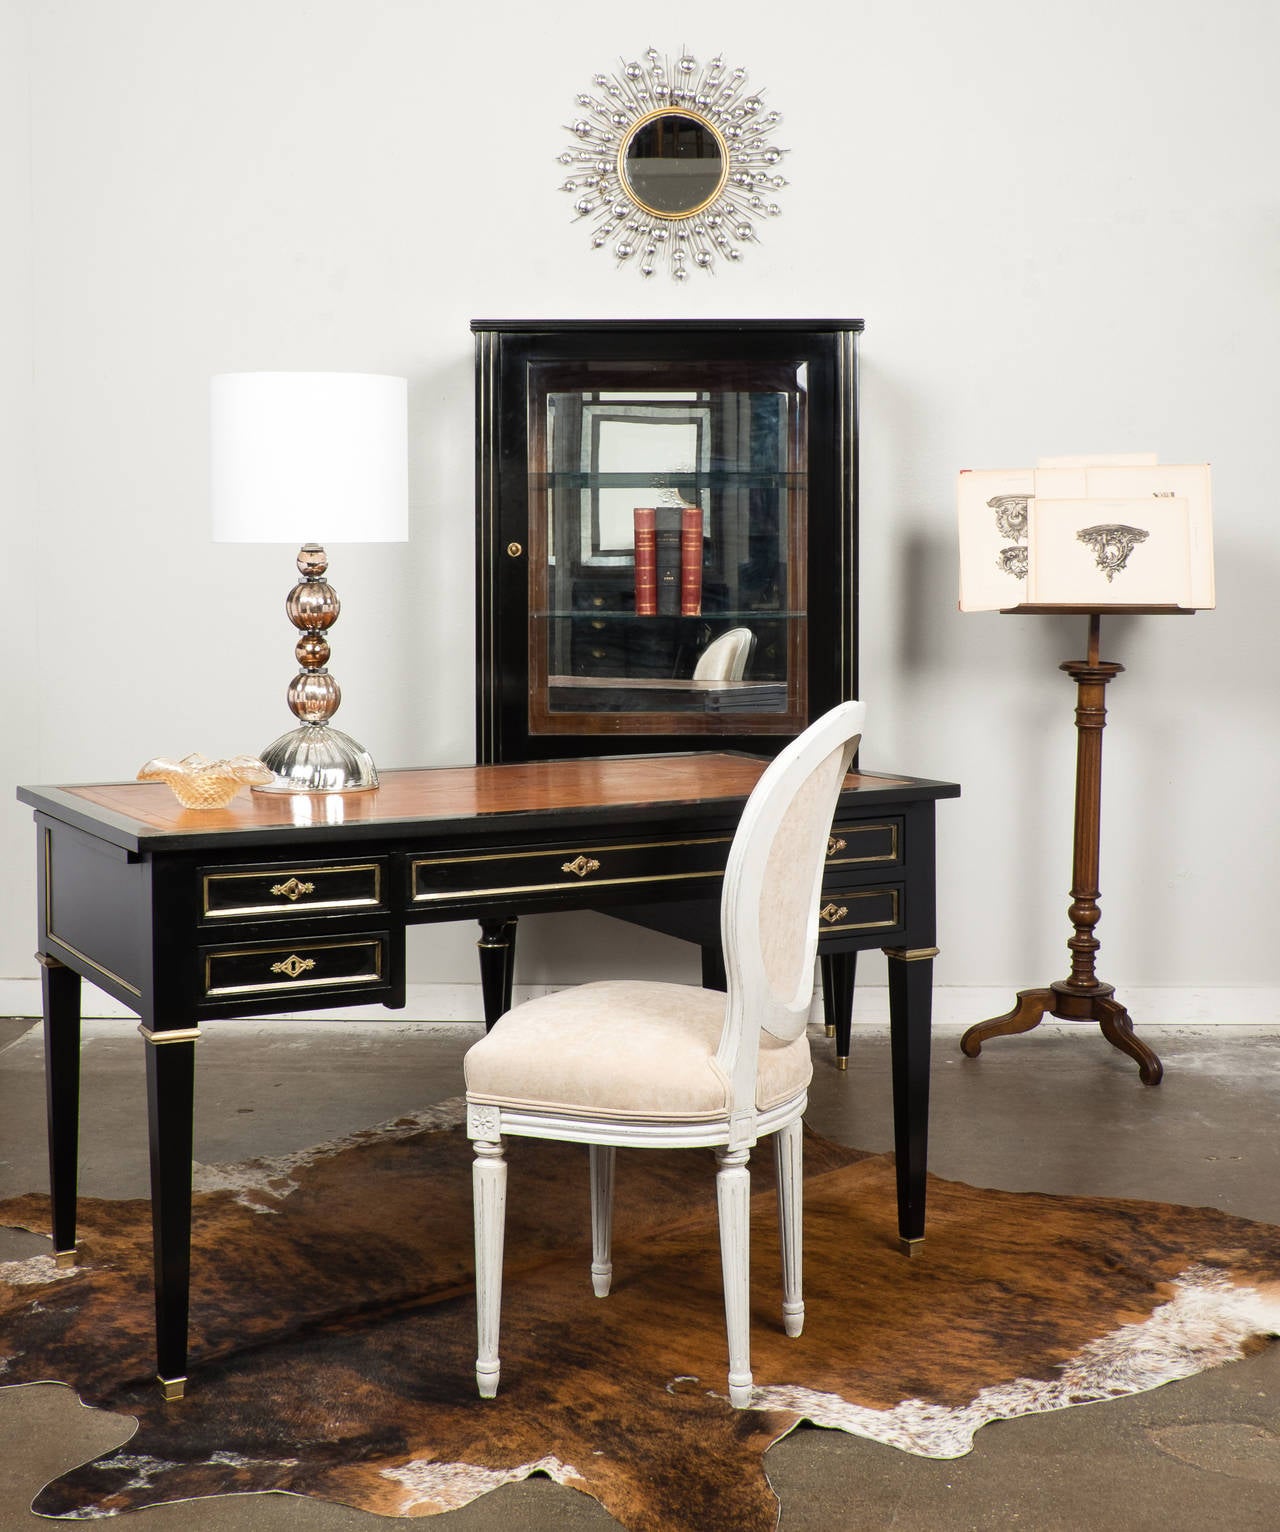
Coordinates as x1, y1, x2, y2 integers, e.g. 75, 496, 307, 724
824, 1025, 836, 1037
898, 1236, 924, 1258
53, 1248, 77, 1269
835, 1055, 849, 1071
158, 1376, 187, 1402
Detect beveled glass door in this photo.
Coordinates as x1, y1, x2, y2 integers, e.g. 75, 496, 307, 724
527, 359, 809, 738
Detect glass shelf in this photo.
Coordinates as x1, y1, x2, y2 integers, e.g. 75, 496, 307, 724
531, 609, 808, 622
533, 470, 806, 490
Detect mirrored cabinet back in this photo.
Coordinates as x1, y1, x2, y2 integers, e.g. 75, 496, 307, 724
473, 320, 862, 762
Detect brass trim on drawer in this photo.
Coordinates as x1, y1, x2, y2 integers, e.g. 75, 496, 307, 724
202, 937, 385, 999
825, 820, 900, 868
411, 835, 731, 904
816, 887, 901, 935
201, 861, 384, 920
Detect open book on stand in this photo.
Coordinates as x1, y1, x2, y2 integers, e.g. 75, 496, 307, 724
957, 455, 1214, 611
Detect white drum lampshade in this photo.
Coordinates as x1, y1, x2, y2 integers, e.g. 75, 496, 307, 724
210, 372, 409, 793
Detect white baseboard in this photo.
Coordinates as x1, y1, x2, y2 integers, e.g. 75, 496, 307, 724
1, 978, 1276, 1030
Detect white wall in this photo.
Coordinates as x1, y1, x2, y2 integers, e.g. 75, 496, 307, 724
2, 0, 40, 980
3, 0, 1278, 1007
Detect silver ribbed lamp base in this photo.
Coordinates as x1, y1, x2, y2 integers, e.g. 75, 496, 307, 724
253, 724, 379, 794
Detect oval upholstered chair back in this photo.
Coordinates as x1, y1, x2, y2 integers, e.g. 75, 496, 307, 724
719, 701, 865, 1061
693, 626, 757, 682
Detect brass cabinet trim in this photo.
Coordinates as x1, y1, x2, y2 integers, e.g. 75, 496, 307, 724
815, 887, 901, 934
412, 835, 732, 904
43, 827, 143, 998
825, 820, 900, 867
202, 937, 385, 999
138, 1025, 203, 1046
201, 861, 384, 919
883, 945, 940, 963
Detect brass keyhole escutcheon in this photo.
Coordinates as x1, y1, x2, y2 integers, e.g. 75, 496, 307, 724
270, 878, 316, 901
506, 542, 523, 558
820, 903, 849, 925
270, 954, 317, 979
561, 855, 601, 878
827, 836, 847, 857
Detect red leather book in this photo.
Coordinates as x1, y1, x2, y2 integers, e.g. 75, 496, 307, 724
633, 506, 657, 615
680, 505, 703, 616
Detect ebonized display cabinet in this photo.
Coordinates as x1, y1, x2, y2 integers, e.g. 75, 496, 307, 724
473, 319, 862, 764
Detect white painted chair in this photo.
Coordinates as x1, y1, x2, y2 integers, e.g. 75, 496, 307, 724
463, 700, 865, 1407
692, 626, 756, 682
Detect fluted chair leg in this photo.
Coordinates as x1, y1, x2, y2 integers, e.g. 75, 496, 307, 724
472, 1137, 507, 1398
716, 1145, 753, 1407
589, 1143, 615, 1296
774, 1119, 805, 1337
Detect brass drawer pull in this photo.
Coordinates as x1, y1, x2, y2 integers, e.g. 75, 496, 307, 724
270, 954, 316, 978
827, 835, 847, 857
270, 877, 316, 901
561, 855, 601, 878
820, 903, 849, 925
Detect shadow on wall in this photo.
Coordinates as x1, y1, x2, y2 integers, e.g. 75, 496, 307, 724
1098, 534, 1277, 983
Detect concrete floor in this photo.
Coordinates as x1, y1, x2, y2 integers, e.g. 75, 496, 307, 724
1, 1013, 1278, 1530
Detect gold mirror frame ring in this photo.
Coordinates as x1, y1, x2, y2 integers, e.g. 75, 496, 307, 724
616, 107, 730, 222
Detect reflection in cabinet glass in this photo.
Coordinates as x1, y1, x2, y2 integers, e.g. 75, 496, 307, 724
474, 321, 862, 763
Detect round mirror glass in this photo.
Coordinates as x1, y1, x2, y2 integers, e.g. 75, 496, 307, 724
620, 111, 728, 217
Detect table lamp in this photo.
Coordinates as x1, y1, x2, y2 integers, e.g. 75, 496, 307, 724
210, 371, 409, 793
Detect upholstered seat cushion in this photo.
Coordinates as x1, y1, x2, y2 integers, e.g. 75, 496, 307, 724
464, 980, 813, 1123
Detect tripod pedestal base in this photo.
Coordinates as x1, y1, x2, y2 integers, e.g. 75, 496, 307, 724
959, 981, 1163, 1085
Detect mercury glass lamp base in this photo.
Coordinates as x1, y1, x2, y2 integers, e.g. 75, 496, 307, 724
253, 725, 380, 794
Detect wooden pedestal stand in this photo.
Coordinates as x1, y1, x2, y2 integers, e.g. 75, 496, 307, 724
960, 608, 1189, 1086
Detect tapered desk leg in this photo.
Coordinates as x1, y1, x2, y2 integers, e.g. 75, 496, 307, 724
819, 951, 857, 1069
142, 1025, 199, 1400
39, 955, 81, 1266
885, 946, 938, 1254
477, 919, 517, 1028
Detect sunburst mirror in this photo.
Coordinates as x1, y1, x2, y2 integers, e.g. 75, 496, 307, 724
558, 48, 788, 280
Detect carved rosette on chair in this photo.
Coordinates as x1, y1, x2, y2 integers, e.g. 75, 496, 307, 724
256, 543, 380, 794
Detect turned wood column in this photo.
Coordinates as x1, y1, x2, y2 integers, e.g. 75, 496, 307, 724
1059, 615, 1120, 1002
960, 612, 1163, 1084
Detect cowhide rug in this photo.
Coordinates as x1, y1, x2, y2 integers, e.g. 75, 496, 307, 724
2, 1103, 1278, 1530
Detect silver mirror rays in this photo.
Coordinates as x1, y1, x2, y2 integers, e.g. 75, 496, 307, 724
558, 48, 788, 280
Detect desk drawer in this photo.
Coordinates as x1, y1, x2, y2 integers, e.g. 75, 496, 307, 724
199, 934, 389, 1001
816, 885, 902, 938
824, 818, 902, 876
411, 833, 731, 908
200, 859, 387, 921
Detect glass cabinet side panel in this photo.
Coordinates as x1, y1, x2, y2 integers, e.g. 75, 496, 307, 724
527, 360, 808, 738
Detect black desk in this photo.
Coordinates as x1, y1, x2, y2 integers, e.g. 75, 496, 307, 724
19, 755, 958, 1396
